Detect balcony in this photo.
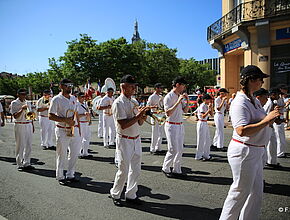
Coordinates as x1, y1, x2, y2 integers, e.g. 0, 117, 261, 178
207, 0, 290, 42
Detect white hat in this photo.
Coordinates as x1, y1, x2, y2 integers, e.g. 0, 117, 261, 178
101, 85, 107, 93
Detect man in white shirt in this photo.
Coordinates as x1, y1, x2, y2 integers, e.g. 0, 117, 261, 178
109, 75, 149, 206
275, 84, 288, 158
98, 88, 116, 148
49, 79, 82, 185
147, 83, 165, 155
36, 89, 55, 150
161, 76, 189, 178
263, 88, 281, 168
212, 88, 229, 152
92, 92, 105, 138
11, 89, 35, 171
0, 100, 5, 129
77, 92, 92, 158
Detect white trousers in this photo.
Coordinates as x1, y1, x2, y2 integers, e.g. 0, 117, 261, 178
14, 123, 33, 167
39, 116, 54, 147
150, 118, 164, 152
273, 123, 286, 157
110, 136, 141, 199
220, 141, 264, 220
98, 113, 103, 138
55, 127, 81, 180
213, 113, 224, 148
266, 128, 277, 164
196, 121, 211, 160
80, 122, 91, 156
103, 115, 116, 146
162, 123, 184, 174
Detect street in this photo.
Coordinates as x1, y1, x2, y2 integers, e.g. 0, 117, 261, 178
0, 117, 289, 220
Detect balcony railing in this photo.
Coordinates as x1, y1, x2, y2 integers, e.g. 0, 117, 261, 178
207, 0, 290, 42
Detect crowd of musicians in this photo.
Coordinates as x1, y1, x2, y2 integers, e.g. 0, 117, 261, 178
0, 65, 289, 219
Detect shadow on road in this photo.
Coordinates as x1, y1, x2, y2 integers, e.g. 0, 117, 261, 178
264, 183, 290, 197
0, 156, 45, 166
124, 200, 222, 220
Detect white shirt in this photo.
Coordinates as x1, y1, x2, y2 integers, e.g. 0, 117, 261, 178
214, 96, 227, 114
112, 94, 140, 137
197, 103, 209, 120
100, 95, 114, 115
0, 103, 3, 124
263, 98, 273, 114
164, 90, 185, 123
147, 93, 162, 109
36, 97, 51, 117
230, 92, 270, 146
276, 97, 285, 118
48, 93, 78, 127
77, 101, 90, 122
11, 98, 33, 122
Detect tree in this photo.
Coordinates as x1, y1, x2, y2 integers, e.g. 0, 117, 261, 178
179, 58, 216, 92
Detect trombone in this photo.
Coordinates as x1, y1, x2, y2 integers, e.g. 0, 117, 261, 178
25, 101, 37, 120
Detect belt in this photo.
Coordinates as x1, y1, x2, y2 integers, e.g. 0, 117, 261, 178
15, 121, 31, 124
104, 113, 113, 116
80, 121, 89, 123
232, 138, 265, 148
216, 112, 223, 114
57, 125, 79, 129
40, 115, 48, 117
198, 120, 207, 122
166, 121, 182, 125
119, 134, 140, 140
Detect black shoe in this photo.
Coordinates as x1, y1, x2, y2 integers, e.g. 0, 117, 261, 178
266, 163, 282, 169
66, 177, 80, 183
23, 165, 35, 170
42, 146, 48, 150
125, 197, 143, 205
49, 146, 56, 150
17, 166, 24, 171
154, 150, 166, 155
162, 170, 173, 178
210, 145, 218, 151
109, 145, 116, 149
108, 195, 123, 207
277, 154, 286, 158
104, 145, 110, 149
202, 156, 212, 161
58, 179, 67, 185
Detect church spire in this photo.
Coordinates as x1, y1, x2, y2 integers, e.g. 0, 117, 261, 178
131, 20, 141, 43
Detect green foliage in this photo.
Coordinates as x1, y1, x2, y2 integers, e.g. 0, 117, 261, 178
1, 34, 217, 96
179, 58, 216, 93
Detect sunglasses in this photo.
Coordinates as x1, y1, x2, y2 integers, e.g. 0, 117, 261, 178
62, 83, 74, 87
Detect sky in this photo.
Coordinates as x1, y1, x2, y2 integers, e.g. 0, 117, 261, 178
0, 0, 221, 75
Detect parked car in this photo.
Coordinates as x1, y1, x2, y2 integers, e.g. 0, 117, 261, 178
188, 94, 198, 110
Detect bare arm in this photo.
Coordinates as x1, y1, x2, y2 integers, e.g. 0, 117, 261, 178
235, 109, 280, 136
117, 106, 149, 129
217, 97, 227, 111
13, 105, 27, 119
48, 113, 74, 126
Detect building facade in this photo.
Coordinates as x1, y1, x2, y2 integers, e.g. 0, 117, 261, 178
207, 0, 290, 94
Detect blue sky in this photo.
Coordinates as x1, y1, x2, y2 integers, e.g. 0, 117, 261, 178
0, 0, 221, 75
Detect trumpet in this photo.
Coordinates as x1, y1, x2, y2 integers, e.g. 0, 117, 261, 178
65, 109, 75, 137
25, 102, 37, 120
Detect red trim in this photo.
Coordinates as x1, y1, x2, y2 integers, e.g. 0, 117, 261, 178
232, 138, 265, 148
198, 120, 207, 122
57, 125, 79, 129
120, 134, 140, 140
15, 122, 31, 124
80, 121, 89, 123
166, 121, 183, 125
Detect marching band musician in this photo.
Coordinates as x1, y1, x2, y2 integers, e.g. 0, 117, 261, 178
0, 100, 5, 129
11, 88, 35, 171
195, 94, 213, 161
77, 92, 92, 158
92, 92, 105, 138
161, 76, 189, 178
212, 88, 229, 152
98, 87, 116, 148
36, 89, 55, 150
48, 79, 82, 185
147, 83, 165, 155
109, 75, 149, 206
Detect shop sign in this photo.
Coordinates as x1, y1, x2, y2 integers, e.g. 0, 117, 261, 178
224, 38, 242, 53
273, 60, 290, 74
276, 27, 290, 40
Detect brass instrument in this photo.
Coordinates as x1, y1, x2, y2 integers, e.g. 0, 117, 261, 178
42, 97, 50, 107
25, 102, 37, 120
65, 109, 75, 137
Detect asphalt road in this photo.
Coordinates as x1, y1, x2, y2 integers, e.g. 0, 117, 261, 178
0, 117, 289, 220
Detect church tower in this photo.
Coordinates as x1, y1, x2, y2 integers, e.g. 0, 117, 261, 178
131, 20, 141, 43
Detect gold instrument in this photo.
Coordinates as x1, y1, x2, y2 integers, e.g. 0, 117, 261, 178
65, 109, 75, 137
42, 97, 50, 107
25, 102, 37, 120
